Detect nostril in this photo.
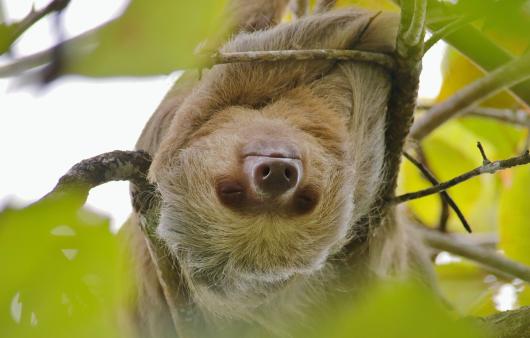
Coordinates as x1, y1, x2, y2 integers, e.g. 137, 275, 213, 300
261, 165, 271, 178
284, 167, 292, 180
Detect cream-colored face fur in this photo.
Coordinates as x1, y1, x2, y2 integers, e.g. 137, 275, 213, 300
154, 104, 353, 302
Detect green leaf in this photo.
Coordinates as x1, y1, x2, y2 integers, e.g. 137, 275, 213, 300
0, 197, 129, 338
69, 0, 228, 76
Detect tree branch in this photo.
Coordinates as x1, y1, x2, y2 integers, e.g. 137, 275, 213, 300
482, 306, 530, 338
394, 150, 530, 204
418, 227, 530, 283
410, 52, 530, 140
354, 0, 427, 242
416, 104, 530, 128
1, 42, 396, 78
38, 151, 194, 335
42, 150, 153, 206
210, 49, 396, 69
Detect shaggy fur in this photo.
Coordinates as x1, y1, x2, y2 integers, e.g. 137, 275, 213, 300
124, 5, 431, 337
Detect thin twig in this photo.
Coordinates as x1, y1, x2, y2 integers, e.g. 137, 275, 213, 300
210, 49, 396, 69
476, 142, 491, 165
437, 194, 450, 232
0, 28, 96, 78
394, 150, 530, 204
418, 226, 530, 283
423, 15, 473, 53
403, 151, 472, 233
1, 47, 396, 79
410, 51, 530, 140
467, 107, 530, 127
414, 147, 450, 232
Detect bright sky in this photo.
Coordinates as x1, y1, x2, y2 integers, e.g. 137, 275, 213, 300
0, 0, 446, 229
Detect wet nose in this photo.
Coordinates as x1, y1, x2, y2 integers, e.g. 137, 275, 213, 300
245, 157, 302, 197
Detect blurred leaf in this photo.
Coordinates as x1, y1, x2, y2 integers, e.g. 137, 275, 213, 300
519, 286, 530, 307
454, 0, 530, 53
457, 117, 525, 159
499, 166, 530, 269
69, 0, 228, 76
306, 281, 487, 338
436, 262, 498, 316
0, 23, 13, 54
0, 197, 128, 338
437, 48, 519, 109
336, 0, 399, 11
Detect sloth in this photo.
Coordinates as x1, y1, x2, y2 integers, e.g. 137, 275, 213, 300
124, 3, 431, 337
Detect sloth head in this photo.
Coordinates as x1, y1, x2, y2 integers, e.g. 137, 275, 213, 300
150, 94, 355, 305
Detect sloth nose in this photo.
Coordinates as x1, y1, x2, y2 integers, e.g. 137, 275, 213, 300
246, 157, 301, 197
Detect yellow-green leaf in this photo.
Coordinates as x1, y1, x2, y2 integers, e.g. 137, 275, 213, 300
499, 166, 530, 267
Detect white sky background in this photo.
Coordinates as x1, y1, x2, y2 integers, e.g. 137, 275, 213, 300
0, 0, 446, 230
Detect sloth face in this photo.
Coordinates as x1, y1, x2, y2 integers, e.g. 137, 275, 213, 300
153, 101, 353, 299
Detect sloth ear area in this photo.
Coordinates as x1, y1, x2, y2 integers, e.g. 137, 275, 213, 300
147, 139, 180, 185
353, 11, 399, 52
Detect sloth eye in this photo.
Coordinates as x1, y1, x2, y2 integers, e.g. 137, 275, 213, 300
293, 187, 319, 214
216, 181, 245, 207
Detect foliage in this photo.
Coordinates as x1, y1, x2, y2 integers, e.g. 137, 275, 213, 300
0, 196, 130, 338
68, 0, 228, 76
394, 0, 530, 318
318, 282, 488, 338
0, 194, 489, 337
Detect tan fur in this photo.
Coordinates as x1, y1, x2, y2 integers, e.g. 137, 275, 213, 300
125, 5, 430, 337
